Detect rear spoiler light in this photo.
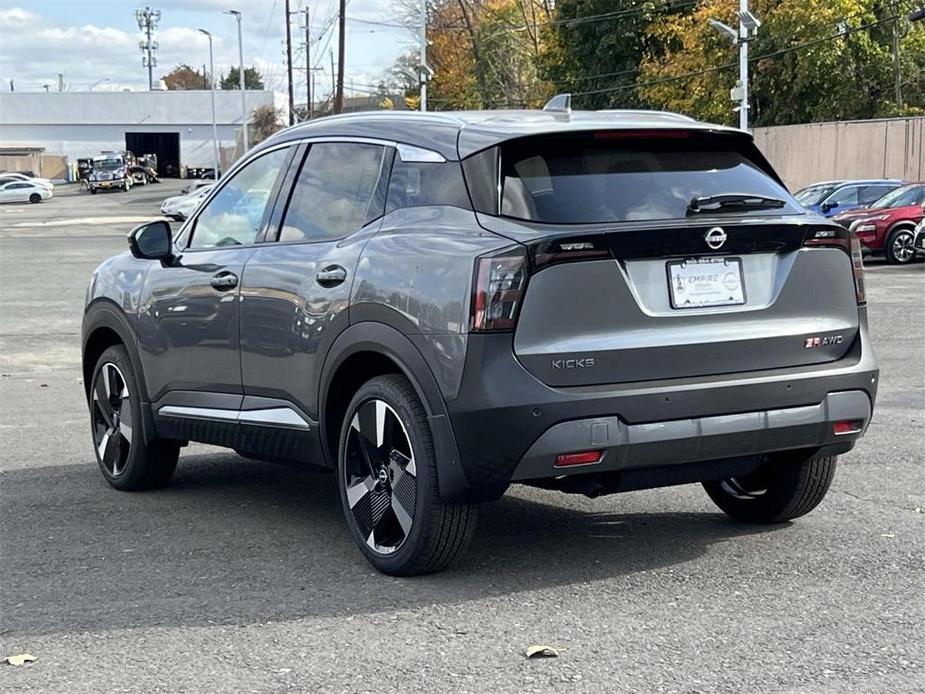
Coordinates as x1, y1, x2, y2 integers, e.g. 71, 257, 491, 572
803, 226, 866, 305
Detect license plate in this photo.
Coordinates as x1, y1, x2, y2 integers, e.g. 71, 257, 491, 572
100, 182, 110, 188
668, 257, 746, 309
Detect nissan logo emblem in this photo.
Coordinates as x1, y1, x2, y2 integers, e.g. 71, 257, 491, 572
705, 227, 727, 250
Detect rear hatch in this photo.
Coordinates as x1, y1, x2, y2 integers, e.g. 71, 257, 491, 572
465, 130, 862, 387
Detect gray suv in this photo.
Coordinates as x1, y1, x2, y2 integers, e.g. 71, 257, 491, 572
82, 106, 878, 575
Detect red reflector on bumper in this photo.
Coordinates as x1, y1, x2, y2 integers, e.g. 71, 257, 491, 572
833, 420, 863, 435
554, 451, 602, 468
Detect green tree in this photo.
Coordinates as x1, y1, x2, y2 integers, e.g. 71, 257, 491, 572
539, 0, 689, 109
220, 66, 265, 90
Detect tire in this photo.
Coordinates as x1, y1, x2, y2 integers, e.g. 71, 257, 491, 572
28, 193, 41, 204
89, 345, 179, 491
90, 188, 97, 195
703, 452, 836, 524
885, 227, 916, 265
336, 374, 478, 576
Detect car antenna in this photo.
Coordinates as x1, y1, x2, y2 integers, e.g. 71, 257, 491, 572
543, 93, 571, 121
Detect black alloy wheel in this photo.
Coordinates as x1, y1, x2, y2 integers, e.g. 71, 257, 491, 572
343, 398, 417, 555
91, 362, 134, 478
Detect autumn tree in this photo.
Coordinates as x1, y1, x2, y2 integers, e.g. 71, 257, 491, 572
250, 104, 283, 144
220, 66, 265, 90
637, 0, 925, 125
162, 63, 208, 90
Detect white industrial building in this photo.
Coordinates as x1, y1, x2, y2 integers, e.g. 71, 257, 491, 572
0, 90, 275, 178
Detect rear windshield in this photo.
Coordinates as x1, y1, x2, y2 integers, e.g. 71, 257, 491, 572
495, 134, 800, 224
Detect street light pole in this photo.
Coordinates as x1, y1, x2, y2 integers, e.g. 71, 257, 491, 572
199, 29, 221, 179
224, 10, 249, 152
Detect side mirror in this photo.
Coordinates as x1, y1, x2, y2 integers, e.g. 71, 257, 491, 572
128, 220, 173, 261
821, 201, 837, 213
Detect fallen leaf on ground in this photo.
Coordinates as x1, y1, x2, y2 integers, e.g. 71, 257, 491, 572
525, 645, 560, 659
5, 654, 37, 666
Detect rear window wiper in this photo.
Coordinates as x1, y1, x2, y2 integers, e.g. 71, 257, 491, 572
687, 193, 786, 216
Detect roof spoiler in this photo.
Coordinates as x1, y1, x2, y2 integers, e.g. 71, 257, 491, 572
543, 93, 571, 120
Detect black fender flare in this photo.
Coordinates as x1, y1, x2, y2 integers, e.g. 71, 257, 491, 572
82, 299, 159, 445
318, 321, 477, 502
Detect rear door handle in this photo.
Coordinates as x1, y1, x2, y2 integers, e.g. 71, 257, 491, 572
210, 272, 238, 291
316, 265, 347, 287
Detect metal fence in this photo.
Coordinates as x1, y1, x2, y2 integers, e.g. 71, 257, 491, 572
752, 116, 925, 190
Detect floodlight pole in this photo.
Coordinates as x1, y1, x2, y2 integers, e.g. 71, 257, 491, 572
199, 29, 221, 179
738, 0, 749, 131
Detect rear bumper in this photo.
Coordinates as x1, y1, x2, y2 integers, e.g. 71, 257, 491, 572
444, 313, 878, 498
511, 390, 870, 481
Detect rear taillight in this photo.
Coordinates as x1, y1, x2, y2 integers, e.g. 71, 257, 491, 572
849, 234, 866, 305
470, 247, 528, 332
803, 226, 866, 305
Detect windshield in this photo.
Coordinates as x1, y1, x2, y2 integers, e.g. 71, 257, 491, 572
794, 185, 838, 206
95, 159, 123, 171
870, 185, 925, 209
495, 133, 801, 224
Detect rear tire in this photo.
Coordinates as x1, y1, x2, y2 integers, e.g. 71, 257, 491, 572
885, 228, 916, 265
90, 345, 179, 491
28, 193, 41, 204
337, 374, 478, 576
703, 452, 836, 523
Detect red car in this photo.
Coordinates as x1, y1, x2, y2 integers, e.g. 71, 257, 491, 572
832, 183, 925, 264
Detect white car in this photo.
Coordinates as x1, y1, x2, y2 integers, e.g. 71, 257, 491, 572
160, 184, 214, 220
914, 217, 925, 256
0, 180, 53, 204
180, 179, 214, 195
0, 172, 54, 191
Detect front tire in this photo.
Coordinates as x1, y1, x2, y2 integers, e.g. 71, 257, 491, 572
90, 346, 179, 490
29, 193, 41, 204
337, 374, 477, 576
885, 228, 916, 264
703, 452, 836, 524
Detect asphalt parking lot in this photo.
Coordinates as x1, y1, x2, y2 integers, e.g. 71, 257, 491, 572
0, 183, 922, 693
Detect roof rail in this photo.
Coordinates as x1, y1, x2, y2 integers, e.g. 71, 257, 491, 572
543, 93, 571, 120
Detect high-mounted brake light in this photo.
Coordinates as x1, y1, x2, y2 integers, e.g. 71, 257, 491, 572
470, 248, 528, 332
802, 227, 866, 305
593, 129, 693, 140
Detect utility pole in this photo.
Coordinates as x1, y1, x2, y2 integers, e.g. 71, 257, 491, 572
134, 7, 161, 91
335, 0, 346, 113
225, 10, 249, 152
285, 0, 295, 125
419, 0, 427, 111
892, 0, 903, 109
304, 7, 312, 119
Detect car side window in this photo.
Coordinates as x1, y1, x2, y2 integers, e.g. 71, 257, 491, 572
386, 159, 472, 213
188, 147, 289, 250
858, 185, 891, 204
826, 186, 859, 205
277, 143, 389, 243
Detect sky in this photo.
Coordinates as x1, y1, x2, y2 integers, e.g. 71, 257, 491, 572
0, 0, 417, 103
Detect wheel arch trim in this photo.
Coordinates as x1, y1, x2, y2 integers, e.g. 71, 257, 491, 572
82, 299, 159, 446
319, 321, 473, 500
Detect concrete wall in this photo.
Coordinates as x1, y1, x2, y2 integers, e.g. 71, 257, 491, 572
0, 90, 273, 169
753, 116, 925, 190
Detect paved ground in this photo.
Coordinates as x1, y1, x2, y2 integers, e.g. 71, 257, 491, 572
1, 183, 922, 693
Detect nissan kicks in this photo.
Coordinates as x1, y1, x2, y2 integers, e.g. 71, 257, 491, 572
82, 103, 879, 575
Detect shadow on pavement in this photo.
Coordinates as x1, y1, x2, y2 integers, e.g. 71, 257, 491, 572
1, 453, 782, 636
